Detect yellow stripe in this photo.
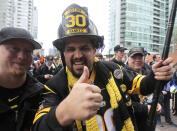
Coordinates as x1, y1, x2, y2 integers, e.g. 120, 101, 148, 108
128, 75, 142, 94
122, 118, 135, 131
44, 85, 56, 94
134, 75, 145, 94
86, 116, 99, 131
75, 120, 83, 131
35, 107, 51, 117
33, 107, 51, 124
33, 112, 47, 124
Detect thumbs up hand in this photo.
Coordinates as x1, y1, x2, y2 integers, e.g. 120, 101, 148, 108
76, 66, 90, 83
55, 66, 103, 126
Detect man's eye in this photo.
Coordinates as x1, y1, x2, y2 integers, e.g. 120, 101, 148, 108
81, 47, 91, 51
65, 48, 75, 52
9, 47, 19, 53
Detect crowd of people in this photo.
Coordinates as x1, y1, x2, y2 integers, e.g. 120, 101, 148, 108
0, 3, 177, 131
30, 55, 62, 84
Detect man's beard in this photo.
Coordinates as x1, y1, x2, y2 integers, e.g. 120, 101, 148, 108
70, 58, 87, 78
71, 63, 93, 78
71, 68, 83, 78
10, 67, 26, 77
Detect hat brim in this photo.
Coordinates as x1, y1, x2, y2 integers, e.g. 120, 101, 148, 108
114, 47, 127, 52
117, 48, 127, 51
53, 35, 104, 51
0, 37, 41, 49
129, 52, 144, 57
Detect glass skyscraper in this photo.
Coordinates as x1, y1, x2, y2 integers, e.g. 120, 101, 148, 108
109, 0, 169, 54
0, 0, 38, 38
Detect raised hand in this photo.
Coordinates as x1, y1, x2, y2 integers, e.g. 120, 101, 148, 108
152, 57, 173, 80
56, 66, 103, 126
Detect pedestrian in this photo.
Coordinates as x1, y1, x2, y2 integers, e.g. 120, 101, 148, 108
35, 56, 58, 84
111, 45, 127, 66
0, 27, 48, 131
125, 47, 162, 130
32, 4, 173, 131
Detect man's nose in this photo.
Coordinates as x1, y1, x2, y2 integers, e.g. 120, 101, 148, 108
17, 51, 28, 59
74, 50, 83, 58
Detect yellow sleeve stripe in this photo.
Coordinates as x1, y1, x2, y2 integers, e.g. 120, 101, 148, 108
33, 107, 51, 124
136, 75, 145, 93
131, 74, 142, 92
44, 85, 56, 94
35, 107, 51, 116
128, 75, 144, 94
33, 112, 47, 124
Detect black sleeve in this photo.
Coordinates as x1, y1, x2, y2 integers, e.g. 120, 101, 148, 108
32, 87, 72, 131
132, 102, 148, 118
122, 68, 158, 96
139, 71, 156, 95
32, 107, 72, 131
140, 71, 169, 96
34, 67, 46, 82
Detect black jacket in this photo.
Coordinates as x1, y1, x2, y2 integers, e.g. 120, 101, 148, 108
0, 74, 45, 131
35, 64, 58, 84
32, 61, 156, 131
111, 58, 125, 67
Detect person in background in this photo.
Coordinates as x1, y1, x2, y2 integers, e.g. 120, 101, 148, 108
53, 56, 63, 72
0, 27, 49, 131
126, 47, 152, 75
125, 47, 161, 130
95, 52, 104, 61
150, 54, 162, 66
111, 45, 127, 66
35, 56, 58, 84
152, 54, 173, 125
171, 68, 177, 116
32, 4, 173, 131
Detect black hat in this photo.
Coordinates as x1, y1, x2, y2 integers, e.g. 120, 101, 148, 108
114, 45, 127, 52
53, 4, 104, 51
128, 47, 144, 57
46, 56, 54, 61
0, 27, 41, 49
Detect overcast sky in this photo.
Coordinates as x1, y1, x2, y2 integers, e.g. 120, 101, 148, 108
34, 0, 109, 54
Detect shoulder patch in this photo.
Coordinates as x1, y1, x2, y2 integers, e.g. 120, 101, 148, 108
114, 69, 123, 79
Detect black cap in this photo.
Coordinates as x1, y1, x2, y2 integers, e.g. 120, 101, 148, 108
0, 27, 41, 49
46, 56, 53, 61
128, 47, 144, 57
114, 45, 127, 52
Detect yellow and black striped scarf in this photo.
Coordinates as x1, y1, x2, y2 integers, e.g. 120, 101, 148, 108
66, 61, 135, 131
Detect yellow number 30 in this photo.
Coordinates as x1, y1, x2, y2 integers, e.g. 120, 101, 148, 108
65, 14, 87, 28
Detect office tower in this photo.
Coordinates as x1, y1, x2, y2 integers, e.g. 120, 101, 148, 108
0, 0, 38, 38
109, 0, 169, 54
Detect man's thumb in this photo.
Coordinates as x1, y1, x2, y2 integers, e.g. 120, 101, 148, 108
77, 66, 90, 83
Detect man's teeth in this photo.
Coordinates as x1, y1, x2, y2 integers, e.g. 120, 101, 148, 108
74, 62, 84, 65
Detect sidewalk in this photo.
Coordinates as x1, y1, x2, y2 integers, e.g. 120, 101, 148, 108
156, 115, 177, 131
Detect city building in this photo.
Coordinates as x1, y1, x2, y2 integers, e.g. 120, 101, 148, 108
108, 0, 170, 54
0, 0, 38, 38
